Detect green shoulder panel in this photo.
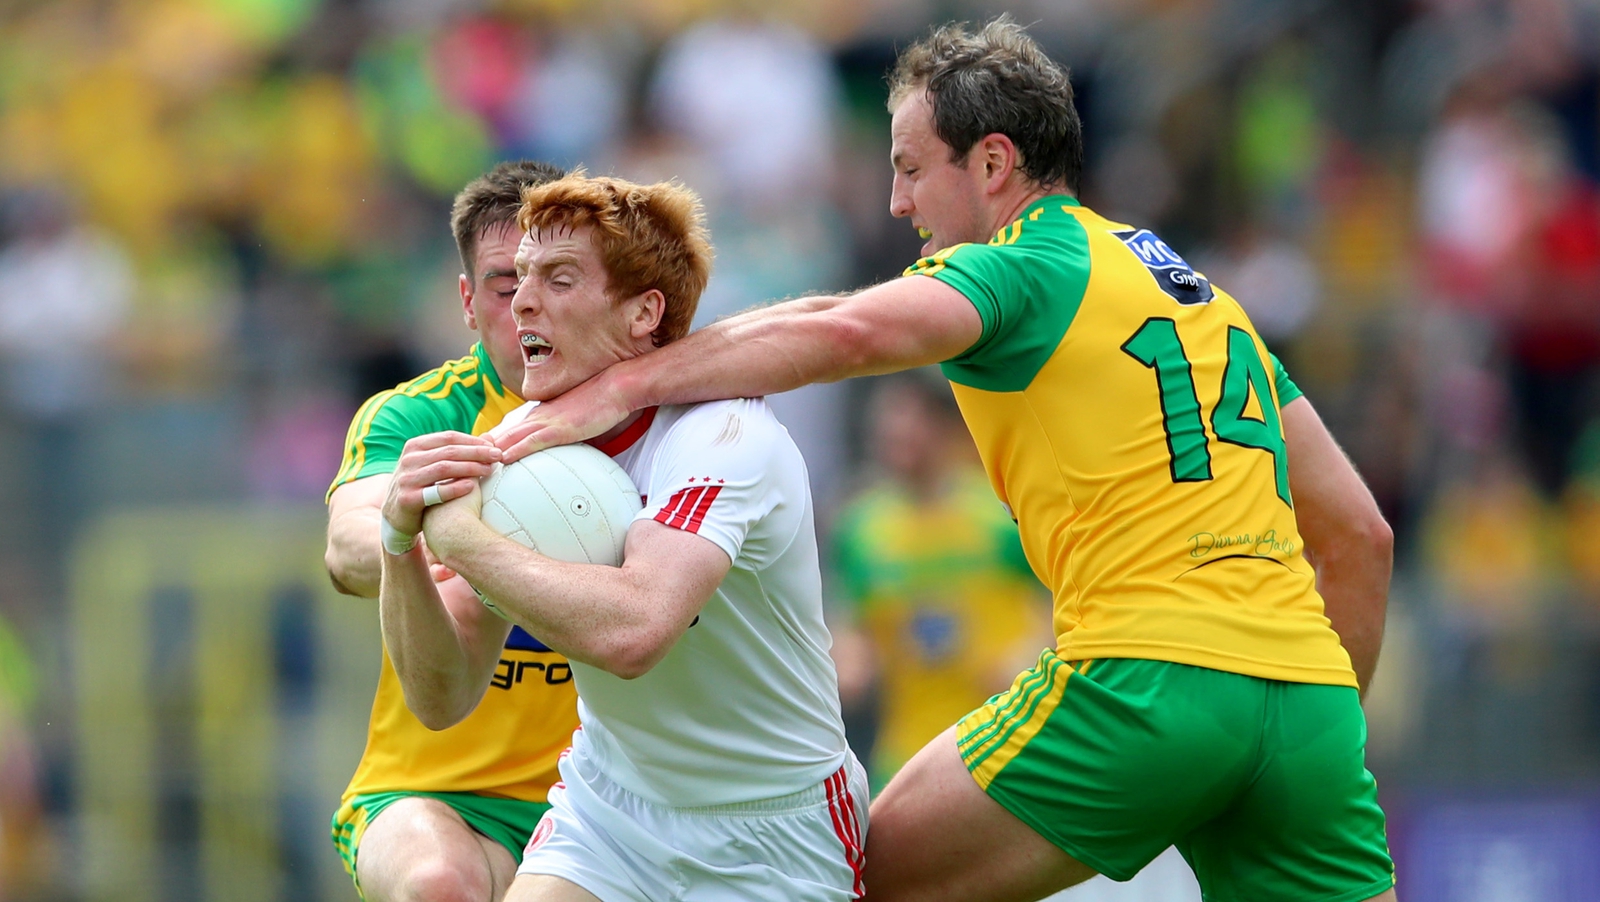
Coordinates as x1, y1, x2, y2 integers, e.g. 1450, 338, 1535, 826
828, 490, 887, 619
1270, 351, 1304, 407
326, 345, 493, 499
902, 196, 1091, 394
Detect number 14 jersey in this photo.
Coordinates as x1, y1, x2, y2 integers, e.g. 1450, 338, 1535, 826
903, 196, 1356, 688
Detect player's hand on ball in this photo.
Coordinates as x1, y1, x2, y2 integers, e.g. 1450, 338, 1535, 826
382, 431, 501, 538
496, 373, 630, 463
420, 480, 485, 561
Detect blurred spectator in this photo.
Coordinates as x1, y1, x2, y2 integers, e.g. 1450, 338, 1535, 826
649, 14, 839, 208
503, 28, 630, 171
1424, 453, 1553, 628
1417, 85, 1550, 312
828, 373, 1051, 789
1201, 226, 1320, 344
0, 189, 132, 420
0, 188, 132, 556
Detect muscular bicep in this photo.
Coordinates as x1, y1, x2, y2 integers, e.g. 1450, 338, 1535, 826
829, 276, 984, 375
620, 519, 733, 638
1282, 398, 1385, 549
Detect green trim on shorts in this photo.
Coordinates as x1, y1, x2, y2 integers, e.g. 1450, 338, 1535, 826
956, 654, 1395, 900
330, 791, 552, 897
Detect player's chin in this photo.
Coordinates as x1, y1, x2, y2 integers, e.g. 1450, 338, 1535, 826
521, 369, 576, 403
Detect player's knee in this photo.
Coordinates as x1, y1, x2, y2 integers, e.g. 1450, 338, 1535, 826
393, 854, 493, 902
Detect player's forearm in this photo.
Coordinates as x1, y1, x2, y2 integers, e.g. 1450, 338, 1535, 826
1307, 524, 1392, 694
326, 508, 382, 597
379, 549, 494, 728
1281, 398, 1393, 695
606, 295, 856, 412
432, 519, 678, 679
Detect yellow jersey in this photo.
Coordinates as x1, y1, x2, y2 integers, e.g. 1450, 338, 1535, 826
329, 343, 580, 802
905, 197, 1355, 688
831, 469, 1048, 777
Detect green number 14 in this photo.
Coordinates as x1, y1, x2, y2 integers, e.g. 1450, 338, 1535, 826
1120, 317, 1291, 506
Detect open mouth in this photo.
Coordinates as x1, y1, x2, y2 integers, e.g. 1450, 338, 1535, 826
520, 332, 552, 364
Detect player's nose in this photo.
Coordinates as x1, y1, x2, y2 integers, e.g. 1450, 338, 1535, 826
889, 175, 913, 219
510, 279, 540, 322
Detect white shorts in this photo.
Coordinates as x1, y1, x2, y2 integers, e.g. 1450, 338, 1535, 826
518, 734, 869, 902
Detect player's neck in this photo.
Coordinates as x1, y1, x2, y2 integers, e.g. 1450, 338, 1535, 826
594, 409, 647, 447
987, 184, 1064, 236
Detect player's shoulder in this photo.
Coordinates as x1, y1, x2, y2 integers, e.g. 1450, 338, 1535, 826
650, 398, 799, 468
657, 397, 787, 443
352, 351, 489, 428
905, 196, 1091, 284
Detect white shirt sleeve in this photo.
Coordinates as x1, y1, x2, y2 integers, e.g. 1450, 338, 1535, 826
633, 400, 808, 570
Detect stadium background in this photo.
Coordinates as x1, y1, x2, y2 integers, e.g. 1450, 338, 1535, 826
0, 0, 1597, 899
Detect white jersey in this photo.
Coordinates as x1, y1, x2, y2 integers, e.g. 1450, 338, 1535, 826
573, 398, 849, 807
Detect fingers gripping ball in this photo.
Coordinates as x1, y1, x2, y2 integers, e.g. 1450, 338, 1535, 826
473, 443, 643, 615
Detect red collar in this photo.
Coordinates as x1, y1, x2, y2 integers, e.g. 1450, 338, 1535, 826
586, 407, 658, 458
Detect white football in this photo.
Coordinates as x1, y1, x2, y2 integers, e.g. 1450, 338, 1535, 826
474, 443, 642, 612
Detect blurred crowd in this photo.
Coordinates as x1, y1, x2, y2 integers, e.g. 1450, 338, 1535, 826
3, 0, 1600, 897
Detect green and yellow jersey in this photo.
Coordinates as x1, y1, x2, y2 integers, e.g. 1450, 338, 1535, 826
329, 343, 579, 804
905, 196, 1355, 688
831, 469, 1048, 780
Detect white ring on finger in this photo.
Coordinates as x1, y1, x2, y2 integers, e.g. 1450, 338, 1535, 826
422, 484, 444, 507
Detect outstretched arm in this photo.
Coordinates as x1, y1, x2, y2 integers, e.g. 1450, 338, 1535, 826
1282, 397, 1393, 695
496, 276, 982, 460
423, 495, 732, 680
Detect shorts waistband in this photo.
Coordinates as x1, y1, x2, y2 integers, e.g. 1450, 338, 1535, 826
664, 763, 857, 818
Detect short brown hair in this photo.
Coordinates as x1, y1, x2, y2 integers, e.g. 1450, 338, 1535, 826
889, 16, 1084, 193
451, 160, 566, 282
517, 175, 713, 347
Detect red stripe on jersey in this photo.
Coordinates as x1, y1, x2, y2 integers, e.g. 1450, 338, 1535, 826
654, 486, 703, 529
586, 406, 658, 458
683, 485, 722, 534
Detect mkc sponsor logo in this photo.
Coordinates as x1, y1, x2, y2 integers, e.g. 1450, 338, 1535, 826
1112, 228, 1214, 305
491, 658, 573, 690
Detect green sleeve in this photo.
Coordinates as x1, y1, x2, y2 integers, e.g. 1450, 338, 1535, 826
1271, 352, 1304, 406
902, 210, 1091, 393
327, 391, 467, 497
828, 503, 874, 621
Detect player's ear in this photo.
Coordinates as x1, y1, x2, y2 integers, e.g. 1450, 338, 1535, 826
979, 132, 1018, 193
627, 288, 666, 341
460, 273, 479, 331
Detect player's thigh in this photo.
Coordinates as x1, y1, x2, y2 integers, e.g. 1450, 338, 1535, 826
504, 874, 604, 902
1180, 682, 1394, 902
357, 796, 516, 902
865, 726, 1097, 902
